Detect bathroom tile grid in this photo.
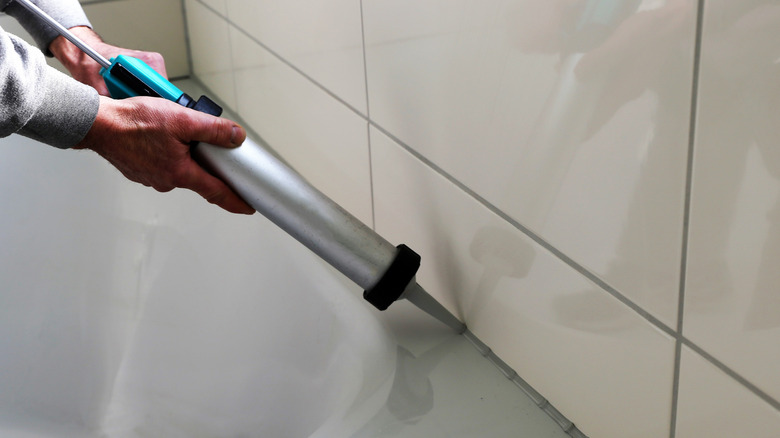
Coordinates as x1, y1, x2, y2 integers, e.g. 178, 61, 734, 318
181, 0, 780, 436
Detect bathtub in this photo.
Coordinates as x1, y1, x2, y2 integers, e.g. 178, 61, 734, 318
0, 133, 398, 437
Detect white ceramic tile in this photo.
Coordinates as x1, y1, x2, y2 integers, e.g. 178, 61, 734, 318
676, 347, 780, 438
684, 0, 780, 402
229, 27, 373, 226
185, 0, 236, 109
225, 0, 366, 114
371, 127, 676, 438
364, 0, 698, 327
84, 0, 189, 78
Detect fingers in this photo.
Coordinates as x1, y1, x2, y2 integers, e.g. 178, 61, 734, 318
175, 161, 255, 215
86, 96, 255, 215
145, 52, 168, 78
178, 108, 247, 149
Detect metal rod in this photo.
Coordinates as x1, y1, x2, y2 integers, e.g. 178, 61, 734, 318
14, 0, 111, 69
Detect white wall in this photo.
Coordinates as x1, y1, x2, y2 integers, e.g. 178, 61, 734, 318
0, 0, 189, 78
155, 0, 780, 436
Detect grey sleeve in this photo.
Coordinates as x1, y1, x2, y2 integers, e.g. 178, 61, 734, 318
0, 0, 91, 55
0, 24, 99, 148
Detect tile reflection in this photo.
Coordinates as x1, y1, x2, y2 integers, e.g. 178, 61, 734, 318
506, 0, 646, 224
468, 227, 536, 321
509, 0, 696, 325
689, 0, 780, 330
744, 201, 780, 330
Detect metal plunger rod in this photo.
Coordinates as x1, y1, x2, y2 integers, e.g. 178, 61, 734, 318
14, 0, 111, 68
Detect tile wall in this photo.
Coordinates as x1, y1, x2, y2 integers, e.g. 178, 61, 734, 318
183, 0, 779, 436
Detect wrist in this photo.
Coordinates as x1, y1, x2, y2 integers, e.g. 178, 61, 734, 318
75, 95, 121, 152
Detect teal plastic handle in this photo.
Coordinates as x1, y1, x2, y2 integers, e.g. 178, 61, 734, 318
100, 55, 184, 101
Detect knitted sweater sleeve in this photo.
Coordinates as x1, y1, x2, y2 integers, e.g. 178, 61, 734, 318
0, 0, 99, 148
2, 0, 92, 55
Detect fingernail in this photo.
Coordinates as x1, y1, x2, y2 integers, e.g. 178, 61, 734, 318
231, 125, 246, 147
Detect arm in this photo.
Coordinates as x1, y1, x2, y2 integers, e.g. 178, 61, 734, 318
0, 23, 98, 148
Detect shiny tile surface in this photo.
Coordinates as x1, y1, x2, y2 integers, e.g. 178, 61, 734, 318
363, 0, 697, 327
185, 0, 236, 110
676, 347, 780, 438
684, 0, 780, 402
228, 29, 373, 225
224, 0, 367, 113
370, 127, 676, 438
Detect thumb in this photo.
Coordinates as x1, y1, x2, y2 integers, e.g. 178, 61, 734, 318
184, 109, 247, 148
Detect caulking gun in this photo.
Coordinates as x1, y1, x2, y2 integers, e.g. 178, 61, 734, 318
15, 0, 465, 333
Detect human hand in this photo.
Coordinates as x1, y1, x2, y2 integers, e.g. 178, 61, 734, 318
49, 26, 167, 96
76, 96, 256, 215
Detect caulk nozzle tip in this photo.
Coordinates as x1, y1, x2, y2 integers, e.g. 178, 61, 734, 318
403, 282, 466, 333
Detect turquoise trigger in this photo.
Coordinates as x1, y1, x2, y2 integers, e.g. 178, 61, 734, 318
100, 54, 184, 102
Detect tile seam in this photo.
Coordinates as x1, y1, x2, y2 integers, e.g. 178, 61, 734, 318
670, 0, 707, 436
681, 337, 780, 412
358, 0, 376, 230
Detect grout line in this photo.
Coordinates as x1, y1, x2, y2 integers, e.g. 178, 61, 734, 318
670, 1, 706, 436
359, 0, 376, 230
179, 0, 195, 78
359, 0, 371, 117
670, 340, 684, 438
681, 337, 780, 411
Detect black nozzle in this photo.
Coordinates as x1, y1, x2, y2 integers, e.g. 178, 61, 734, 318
177, 93, 223, 117
363, 244, 421, 311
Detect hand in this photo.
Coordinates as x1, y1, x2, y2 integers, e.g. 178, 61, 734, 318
76, 96, 256, 215
49, 26, 167, 96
